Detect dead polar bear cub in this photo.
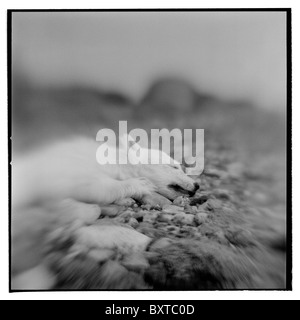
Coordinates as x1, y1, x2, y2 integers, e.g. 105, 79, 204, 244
13, 135, 199, 209
11, 135, 199, 290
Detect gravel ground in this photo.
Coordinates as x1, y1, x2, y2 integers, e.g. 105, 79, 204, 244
29, 105, 287, 290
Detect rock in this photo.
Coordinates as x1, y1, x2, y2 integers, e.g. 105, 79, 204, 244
162, 205, 184, 215
132, 210, 146, 221
173, 213, 195, 226
173, 196, 190, 207
143, 211, 159, 224
150, 237, 173, 251
127, 218, 139, 229
191, 206, 198, 213
184, 205, 198, 214
180, 226, 198, 236
190, 195, 209, 206
117, 210, 134, 222
141, 204, 152, 211
170, 227, 181, 236
157, 213, 174, 223
113, 216, 126, 224
204, 199, 223, 211
165, 225, 180, 232
194, 212, 208, 225
88, 248, 115, 262
121, 254, 150, 271
172, 212, 186, 225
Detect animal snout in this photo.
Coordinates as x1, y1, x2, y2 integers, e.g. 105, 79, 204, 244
188, 182, 200, 197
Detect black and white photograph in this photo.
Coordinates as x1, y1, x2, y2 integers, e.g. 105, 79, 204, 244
8, 8, 291, 294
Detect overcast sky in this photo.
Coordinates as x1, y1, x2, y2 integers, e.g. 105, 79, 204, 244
12, 11, 286, 111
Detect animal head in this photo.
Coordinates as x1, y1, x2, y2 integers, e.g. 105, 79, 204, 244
119, 134, 199, 200
120, 133, 182, 169
137, 164, 199, 200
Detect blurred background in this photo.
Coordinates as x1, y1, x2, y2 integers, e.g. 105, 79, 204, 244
11, 11, 288, 289
12, 11, 286, 148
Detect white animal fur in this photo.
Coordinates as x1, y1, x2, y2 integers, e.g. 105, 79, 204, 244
11, 135, 198, 288
120, 133, 183, 170
13, 135, 196, 209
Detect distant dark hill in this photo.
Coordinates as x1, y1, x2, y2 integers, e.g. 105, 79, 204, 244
135, 77, 252, 120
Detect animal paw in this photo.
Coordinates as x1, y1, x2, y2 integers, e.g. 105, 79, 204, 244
127, 177, 157, 198
114, 198, 136, 207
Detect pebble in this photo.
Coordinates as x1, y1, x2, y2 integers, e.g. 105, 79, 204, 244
162, 205, 185, 215
143, 211, 159, 224
141, 204, 152, 211
173, 213, 195, 226
190, 195, 209, 206
204, 199, 223, 211
194, 212, 208, 225
184, 205, 198, 214
163, 225, 180, 236
180, 226, 198, 236
127, 218, 139, 229
113, 211, 132, 223
132, 210, 146, 221
191, 206, 198, 213
173, 196, 190, 207
157, 213, 174, 223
